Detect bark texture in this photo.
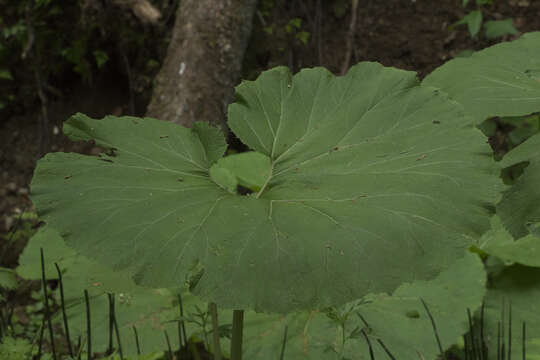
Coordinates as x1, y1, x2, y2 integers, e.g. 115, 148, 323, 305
146, 0, 258, 130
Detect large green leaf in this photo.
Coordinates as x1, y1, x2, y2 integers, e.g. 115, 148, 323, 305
497, 132, 540, 238
240, 252, 485, 360
17, 227, 208, 356
31, 62, 502, 313
423, 32, 540, 125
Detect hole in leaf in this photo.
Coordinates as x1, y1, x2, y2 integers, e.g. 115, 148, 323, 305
237, 185, 254, 195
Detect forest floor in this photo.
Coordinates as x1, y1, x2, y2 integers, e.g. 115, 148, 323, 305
1, 0, 540, 355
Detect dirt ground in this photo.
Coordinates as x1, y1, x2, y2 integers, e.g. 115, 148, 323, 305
1, 0, 540, 265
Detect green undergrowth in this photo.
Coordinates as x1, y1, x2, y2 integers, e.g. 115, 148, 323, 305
2, 32, 540, 360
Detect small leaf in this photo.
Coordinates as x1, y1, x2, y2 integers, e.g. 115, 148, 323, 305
192, 121, 227, 165
483, 19, 519, 39
463, 10, 483, 37
0, 69, 12, 80
210, 165, 238, 193
0, 267, 17, 290
210, 151, 271, 193
93, 50, 109, 69
296, 31, 310, 45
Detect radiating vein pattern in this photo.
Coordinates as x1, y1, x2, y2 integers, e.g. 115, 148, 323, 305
32, 63, 503, 313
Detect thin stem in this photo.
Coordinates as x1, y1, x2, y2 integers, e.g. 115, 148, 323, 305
361, 329, 375, 360
230, 310, 244, 360
164, 330, 173, 360
37, 316, 45, 359
55, 263, 73, 357
522, 321, 526, 360
480, 301, 486, 360
508, 301, 512, 360
279, 325, 288, 360
107, 294, 114, 354
40, 248, 57, 360
420, 298, 444, 360
111, 294, 124, 360
178, 294, 188, 348
467, 308, 477, 360
132, 326, 141, 355
209, 302, 222, 360
84, 289, 92, 360
376, 338, 396, 360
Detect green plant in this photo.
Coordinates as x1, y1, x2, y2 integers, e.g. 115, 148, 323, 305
17, 227, 488, 359
0, 336, 38, 360
23, 32, 540, 359
451, 0, 518, 39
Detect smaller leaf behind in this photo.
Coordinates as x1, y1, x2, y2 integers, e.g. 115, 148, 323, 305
497, 132, 540, 238
209, 152, 271, 194
483, 19, 519, 39
478, 216, 540, 267
192, 121, 227, 165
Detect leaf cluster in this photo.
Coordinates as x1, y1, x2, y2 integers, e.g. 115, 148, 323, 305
12, 32, 540, 359
451, 0, 518, 39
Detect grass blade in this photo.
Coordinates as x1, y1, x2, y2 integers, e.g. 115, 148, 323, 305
209, 302, 222, 360
55, 262, 73, 357
164, 329, 173, 360
110, 294, 124, 359
40, 248, 57, 360
467, 308, 477, 360
420, 297, 444, 360
361, 328, 375, 360
508, 301, 512, 360
522, 321, 526, 360
178, 294, 188, 348
133, 326, 141, 355
279, 325, 288, 360
84, 289, 92, 360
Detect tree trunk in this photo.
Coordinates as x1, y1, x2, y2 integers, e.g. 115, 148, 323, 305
146, 0, 258, 132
